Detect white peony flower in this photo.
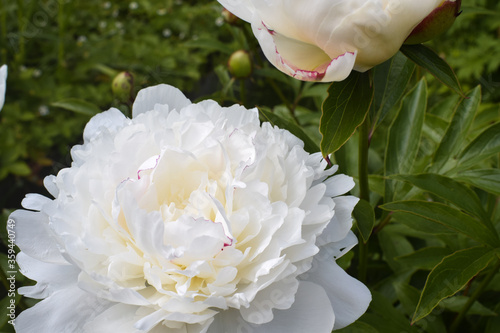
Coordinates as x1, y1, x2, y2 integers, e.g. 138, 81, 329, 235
12, 84, 370, 332
0, 65, 7, 111
217, 0, 449, 82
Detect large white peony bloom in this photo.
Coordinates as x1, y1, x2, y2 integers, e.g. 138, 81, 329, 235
0, 65, 7, 111
217, 0, 452, 82
12, 84, 370, 332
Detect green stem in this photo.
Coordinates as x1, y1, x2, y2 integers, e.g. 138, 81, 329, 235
357, 116, 371, 283
450, 258, 500, 333
266, 78, 298, 124
239, 79, 246, 106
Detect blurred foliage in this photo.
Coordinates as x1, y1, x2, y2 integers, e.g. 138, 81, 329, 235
0, 0, 499, 333
429, 0, 500, 102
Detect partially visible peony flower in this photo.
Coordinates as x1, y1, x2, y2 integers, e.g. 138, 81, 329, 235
12, 84, 370, 332
217, 0, 454, 82
0, 65, 7, 111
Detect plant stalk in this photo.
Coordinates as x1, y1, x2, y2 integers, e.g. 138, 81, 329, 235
357, 116, 371, 283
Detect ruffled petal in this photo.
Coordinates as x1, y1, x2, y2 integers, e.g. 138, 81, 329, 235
132, 84, 191, 118
16, 252, 79, 299
251, 20, 356, 82
317, 196, 359, 245
210, 281, 334, 332
10, 210, 66, 264
0, 64, 7, 111
15, 286, 113, 333
305, 257, 371, 330
83, 107, 127, 142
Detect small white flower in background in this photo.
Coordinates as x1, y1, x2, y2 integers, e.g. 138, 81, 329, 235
12, 84, 370, 332
217, 0, 456, 82
0, 65, 7, 111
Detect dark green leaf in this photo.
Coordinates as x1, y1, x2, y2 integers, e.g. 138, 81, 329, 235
394, 283, 448, 333
373, 51, 416, 126
353, 199, 375, 243
320, 71, 373, 156
380, 201, 500, 247
441, 296, 497, 316
454, 169, 500, 196
392, 173, 490, 226
430, 86, 481, 172
413, 246, 496, 323
378, 225, 415, 273
259, 107, 320, 154
364, 291, 420, 333
51, 98, 101, 116
392, 212, 456, 235
401, 44, 463, 96
385, 80, 427, 202
395, 247, 453, 271
456, 122, 500, 170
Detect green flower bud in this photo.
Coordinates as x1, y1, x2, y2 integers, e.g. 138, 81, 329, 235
228, 50, 252, 79
405, 0, 462, 45
112, 71, 134, 101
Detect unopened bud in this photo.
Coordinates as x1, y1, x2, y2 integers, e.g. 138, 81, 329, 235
111, 71, 134, 101
405, 0, 462, 45
228, 50, 252, 79
222, 8, 240, 26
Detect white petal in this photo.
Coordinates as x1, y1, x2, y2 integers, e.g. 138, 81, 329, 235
83, 107, 127, 142
10, 209, 66, 264
15, 286, 113, 333
21, 193, 52, 211
83, 303, 144, 333
317, 196, 359, 245
132, 84, 191, 118
239, 277, 299, 324
43, 175, 59, 198
0, 64, 7, 111
210, 281, 335, 333
305, 259, 371, 330
251, 20, 356, 82
16, 252, 79, 299
324, 174, 355, 197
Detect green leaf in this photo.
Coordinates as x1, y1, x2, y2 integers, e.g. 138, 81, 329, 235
392, 212, 456, 235
395, 247, 453, 271
394, 283, 447, 333
259, 107, 320, 154
320, 71, 373, 156
353, 199, 375, 243
430, 86, 481, 172
413, 246, 496, 323
380, 201, 500, 247
384, 80, 427, 202
400, 44, 463, 96
373, 51, 416, 126
392, 173, 490, 226
440, 296, 497, 316
51, 98, 101, 116
454, 169, 500, 196
364, 291, 421, 333
456, 122, 500, 170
